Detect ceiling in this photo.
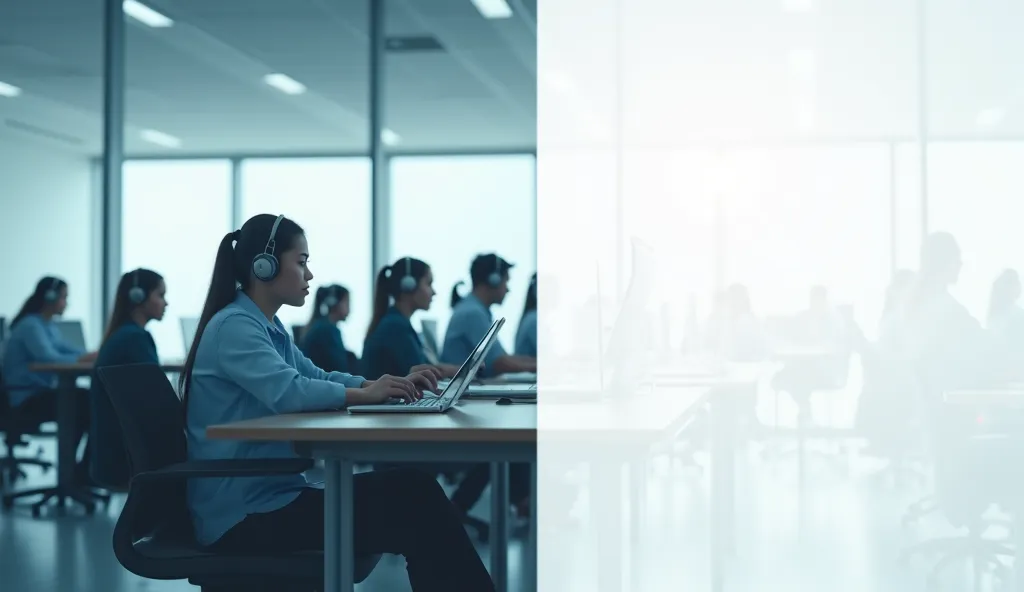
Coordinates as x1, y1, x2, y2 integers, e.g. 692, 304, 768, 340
0, 0, 538, 156
0, 0, 1022, 157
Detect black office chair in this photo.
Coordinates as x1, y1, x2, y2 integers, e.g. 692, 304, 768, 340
97, 363, 382, 591
0, 370, 53, 489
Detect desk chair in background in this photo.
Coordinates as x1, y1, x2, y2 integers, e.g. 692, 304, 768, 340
0, 369, 53, 489
98, 363, 382, 592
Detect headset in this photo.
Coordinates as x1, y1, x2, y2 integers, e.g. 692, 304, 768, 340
398, 257, 417, 293
128, 268, 146, 305
322, 286, 340, 310
252, 214, 285, 282
487, 254, 504, 287
43, 277, 62, 303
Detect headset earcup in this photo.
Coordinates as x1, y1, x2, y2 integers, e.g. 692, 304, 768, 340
488, 272, 501, 287
44, 290, 56, 302
400, 275, 417, 292
252, 254, 278, 282
128, 287, 146, 304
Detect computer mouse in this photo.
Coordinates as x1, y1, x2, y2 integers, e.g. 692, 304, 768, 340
496, 397, 513, 406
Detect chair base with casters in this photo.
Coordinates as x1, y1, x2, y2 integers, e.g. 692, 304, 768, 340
2, 484, 111, 517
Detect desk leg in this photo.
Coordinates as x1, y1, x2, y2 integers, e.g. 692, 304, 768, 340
55, 375, 77, 496
490, 461, 510, 592
709, 389, 735, 592
594, 460, 625, 592
525, 461, 538, 592
324, 459, 355, 592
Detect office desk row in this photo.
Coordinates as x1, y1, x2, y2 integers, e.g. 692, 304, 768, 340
23, 361, 756, 592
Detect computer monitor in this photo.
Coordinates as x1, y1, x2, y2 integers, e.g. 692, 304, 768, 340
180, 317, 199, 354
55, 320, 86, 351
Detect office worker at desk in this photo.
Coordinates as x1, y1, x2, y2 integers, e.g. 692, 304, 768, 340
442, 253, 536, 377
181, 213, 494, 591
2, 276, 97, 482
514, 273, 537, 357
362, 257, 458, 380
986, 269, 1024, 353
89, 268, 166, 489
299, 284, 358, 374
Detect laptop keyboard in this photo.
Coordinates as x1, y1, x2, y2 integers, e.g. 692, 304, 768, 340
389, 396, 441, 407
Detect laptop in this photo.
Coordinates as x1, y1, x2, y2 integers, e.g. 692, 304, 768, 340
420, 319, 441, 365
349, 317, 504, 414
55, 320, 87, 351
180, 317, 199, 354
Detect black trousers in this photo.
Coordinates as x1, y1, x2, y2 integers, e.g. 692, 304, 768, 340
14, 388, 91, 481
213, 468, 495, 592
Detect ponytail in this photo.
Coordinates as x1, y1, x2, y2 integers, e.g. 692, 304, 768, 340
308, 287, 330, 326
365, 266, 393, 339
179, 232, 240, 407
450, 281, 466, 308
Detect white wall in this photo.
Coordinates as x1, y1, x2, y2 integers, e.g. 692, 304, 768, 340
0, 135, 100, 347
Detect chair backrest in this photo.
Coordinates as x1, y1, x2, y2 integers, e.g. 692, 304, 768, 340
97, 363, 186, 476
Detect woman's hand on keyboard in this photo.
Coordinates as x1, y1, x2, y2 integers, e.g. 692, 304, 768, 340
348, 375, 421, 405
408, 366, 441, 392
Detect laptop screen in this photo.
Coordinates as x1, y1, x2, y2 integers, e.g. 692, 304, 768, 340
439, 317, 505, 404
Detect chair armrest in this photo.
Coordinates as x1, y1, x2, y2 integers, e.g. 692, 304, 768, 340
134, 458, 314, 483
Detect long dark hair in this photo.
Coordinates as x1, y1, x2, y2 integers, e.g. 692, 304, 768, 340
12, 276, 66, 328
179, 214, 306, 407
101, 268, 164, 346
987, 269, 1021, 327
308, 284, 349, 328
521, 273, 537, 319
367, 257, 429, 338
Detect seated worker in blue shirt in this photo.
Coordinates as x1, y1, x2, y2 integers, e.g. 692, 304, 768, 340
442, 253, 536, 378
88, 268, 166, 490
362, 257, 459, 380
299, 284, 359, 374
515, 273, 538, 357
3, 276, 97, 483
181, 213, 494, 591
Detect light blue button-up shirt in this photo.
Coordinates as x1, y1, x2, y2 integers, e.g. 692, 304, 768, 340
185, 292, 365, 546
441, 294, 506, 378
2, 314, 84, 407
515, 310, 538, 357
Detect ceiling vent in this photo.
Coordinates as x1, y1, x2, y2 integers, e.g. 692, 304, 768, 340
386, 35, 446, 53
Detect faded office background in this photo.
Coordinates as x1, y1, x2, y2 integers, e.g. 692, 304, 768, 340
538, 0, 1024, 590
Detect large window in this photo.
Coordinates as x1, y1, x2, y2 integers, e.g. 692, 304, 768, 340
926, 143, 1024, 322
122, 160, 233, 360
390, 155, 537, 354
239, 158, 373, 354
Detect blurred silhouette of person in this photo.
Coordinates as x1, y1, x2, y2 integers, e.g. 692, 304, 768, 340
986, 269, 1024, 354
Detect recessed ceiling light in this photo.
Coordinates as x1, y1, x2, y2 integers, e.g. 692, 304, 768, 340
263, 73, 307, 96
123, 0, 174, 28
471, 0, 513, 19
782, 0, 815, 13
976, 108, 1005, 128
381, 128, 401, 145
0, 81, 22, 98
139, 128, 182, 148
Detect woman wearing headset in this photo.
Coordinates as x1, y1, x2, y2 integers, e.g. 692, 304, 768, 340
181, 213, 493, 590
515, 273, 538, 357
299, 284, 358, 374
362, 257, 458, 380
3, 277, 97, 484
442, 253, 536, 378
89, 268, 167, 489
